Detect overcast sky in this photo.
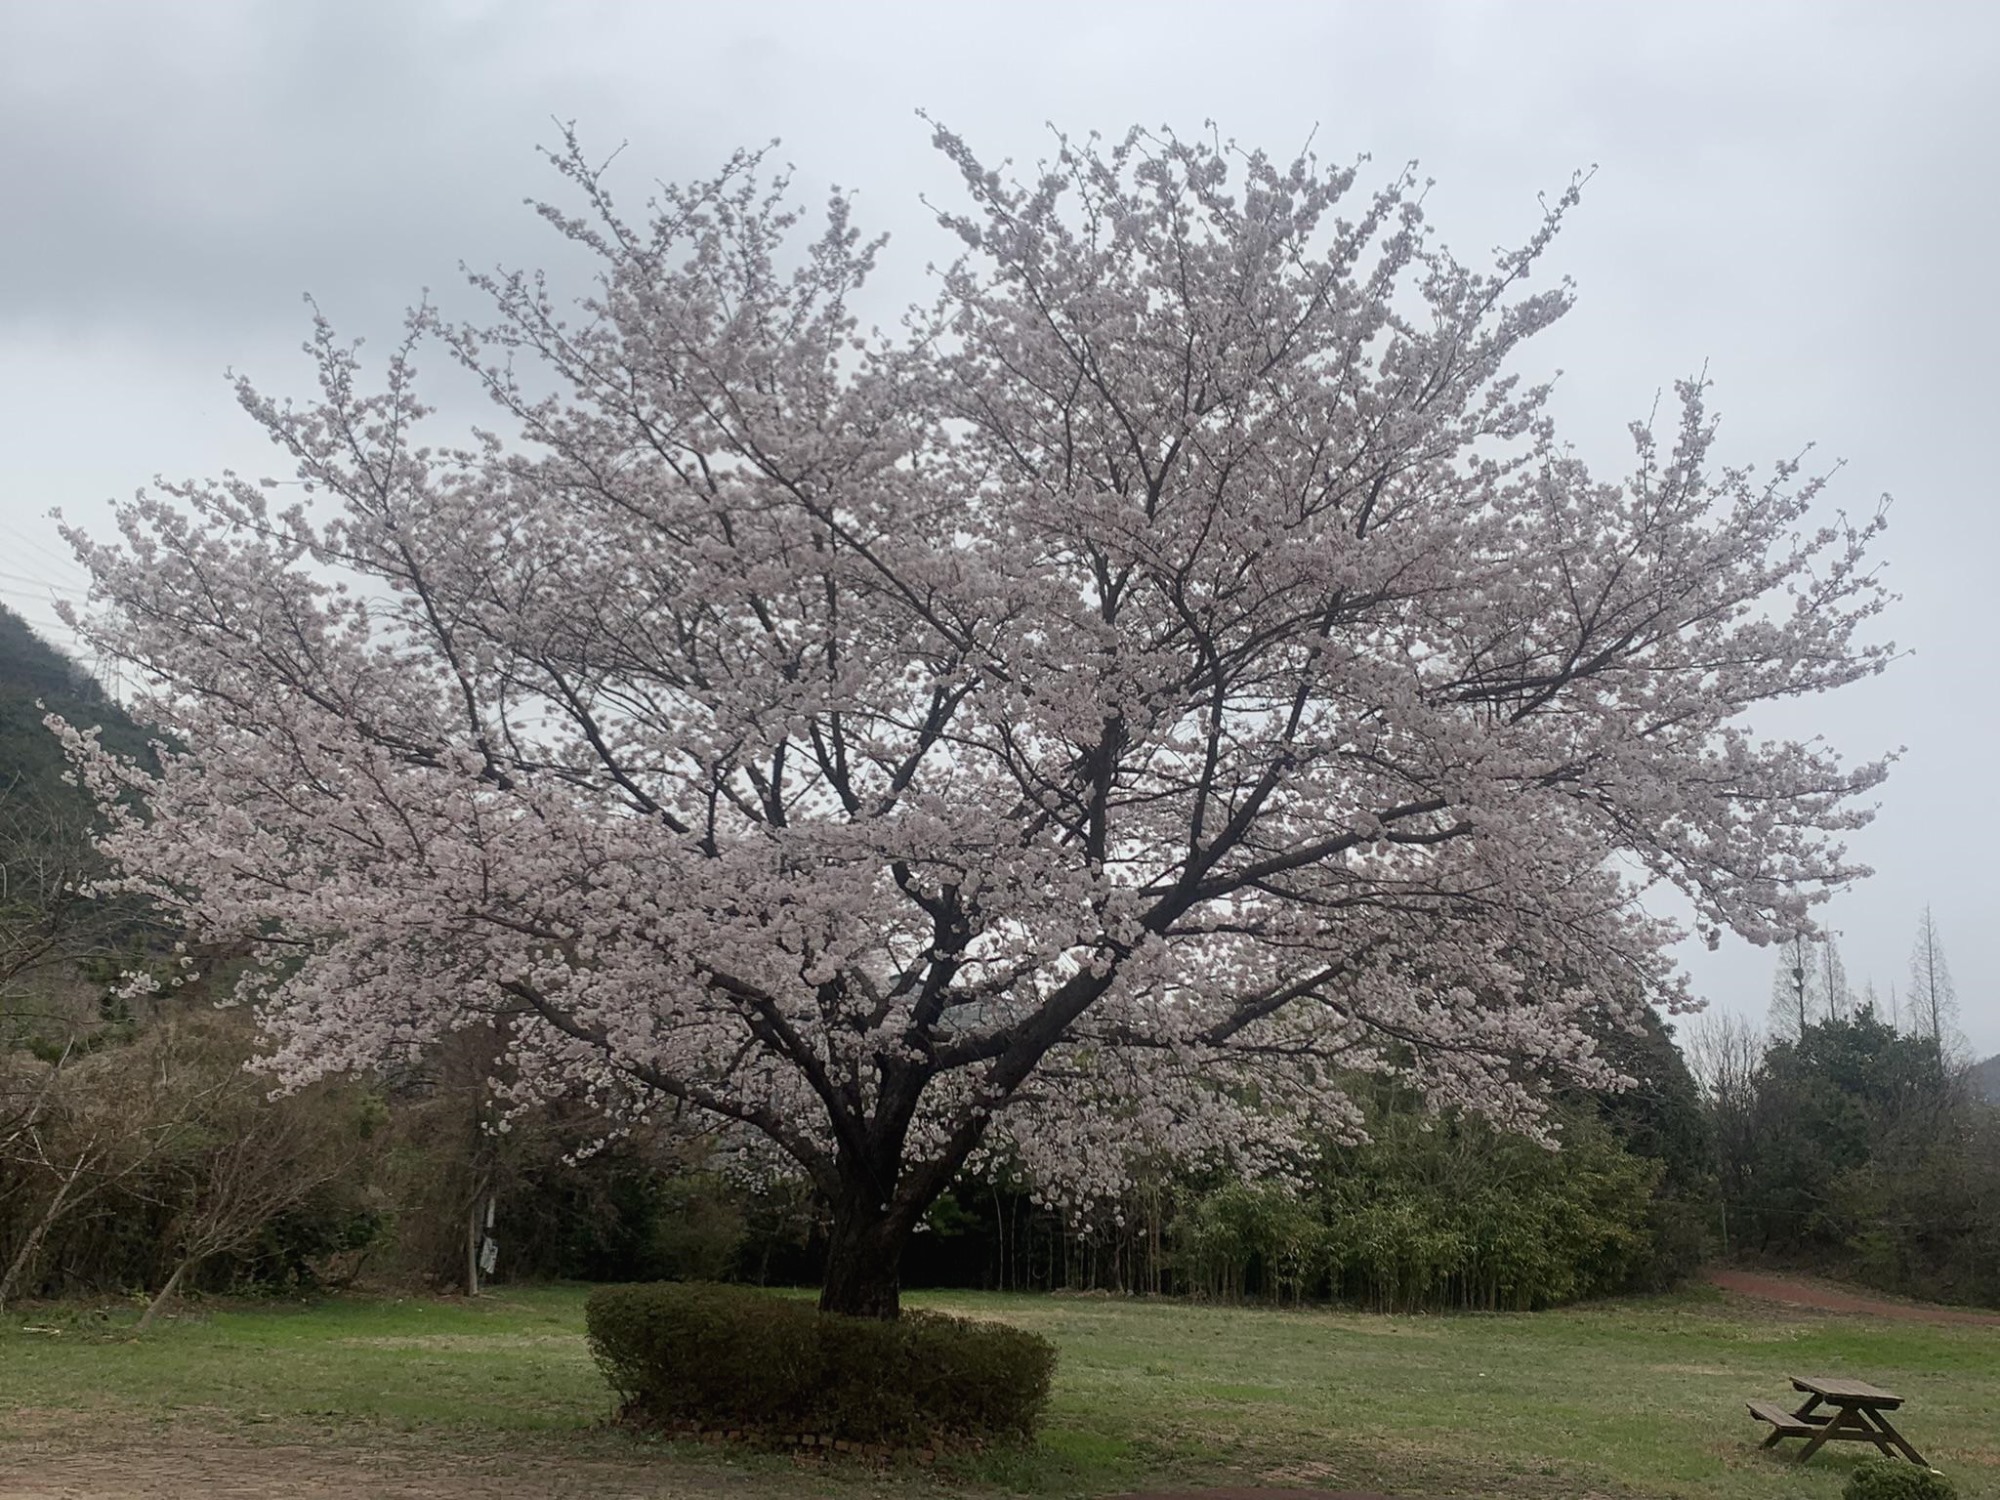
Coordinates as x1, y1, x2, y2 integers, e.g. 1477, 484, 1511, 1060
2, 0, 1994, 1055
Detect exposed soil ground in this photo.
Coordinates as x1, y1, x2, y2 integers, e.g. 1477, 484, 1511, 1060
1704, 1268, 2000, 1326
0, 1437, 1410, 1500
0, 1428, 742, 1500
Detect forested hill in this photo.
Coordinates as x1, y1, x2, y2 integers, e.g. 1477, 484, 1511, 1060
0, 604, 152, 801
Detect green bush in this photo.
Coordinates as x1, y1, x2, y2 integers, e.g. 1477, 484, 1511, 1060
584, 1281, 1056, 1448
1301, 1106, 1662, 1312
1843, 1458, 1956, 1500
1180, 1183, 1328, 1302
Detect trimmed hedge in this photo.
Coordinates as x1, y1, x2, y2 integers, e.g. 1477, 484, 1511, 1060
584, 1281, 1057, 1448
1844, 1460, 1957, 1500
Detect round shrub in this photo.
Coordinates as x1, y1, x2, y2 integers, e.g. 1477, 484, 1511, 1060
1844, 1458, 1957, 1500
584, 1281, 1057, 1449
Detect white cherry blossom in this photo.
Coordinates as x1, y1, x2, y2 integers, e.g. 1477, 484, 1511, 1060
54, 125, 1892, 1316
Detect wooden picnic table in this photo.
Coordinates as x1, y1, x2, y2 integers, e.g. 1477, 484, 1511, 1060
1747, 1375, 1928, 1465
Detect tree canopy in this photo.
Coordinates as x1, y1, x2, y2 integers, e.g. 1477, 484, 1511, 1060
57, 125, 1892, 1315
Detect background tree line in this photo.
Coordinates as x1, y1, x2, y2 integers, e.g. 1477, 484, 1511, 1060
1697, 957, 2000, 1307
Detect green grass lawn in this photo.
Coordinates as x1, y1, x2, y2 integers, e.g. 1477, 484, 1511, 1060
1, 1284, 1994, 1498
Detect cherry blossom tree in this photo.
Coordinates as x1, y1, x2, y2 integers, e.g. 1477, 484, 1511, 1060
56, 125, 1893, 1318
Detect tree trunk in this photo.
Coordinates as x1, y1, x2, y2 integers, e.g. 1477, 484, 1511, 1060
818, 1192, 913, 1320
136, 1256, 192, 1331
465, 1193, 482, 1298
0, 1169, 78, 1312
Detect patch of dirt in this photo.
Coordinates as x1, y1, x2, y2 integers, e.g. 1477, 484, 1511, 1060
0, 1427, 765, 1500
0, 1429, 1429, 1500
1706, 1269, 2000, 1327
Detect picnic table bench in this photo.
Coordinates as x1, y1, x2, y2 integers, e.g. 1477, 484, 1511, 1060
1748, 1376, 1928, 1465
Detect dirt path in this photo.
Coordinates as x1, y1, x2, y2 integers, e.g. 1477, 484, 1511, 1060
0, 1418, 769, 1500
0, 1450, 706, 1500
1707, 1267, 2000, 1326
0, 1433, 1409, 1500
0, 1453, 770, 1500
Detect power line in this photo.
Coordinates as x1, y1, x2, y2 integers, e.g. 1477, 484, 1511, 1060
0, 571, 86, 596
0, 522, 83, 570
0, 549, 82, 585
